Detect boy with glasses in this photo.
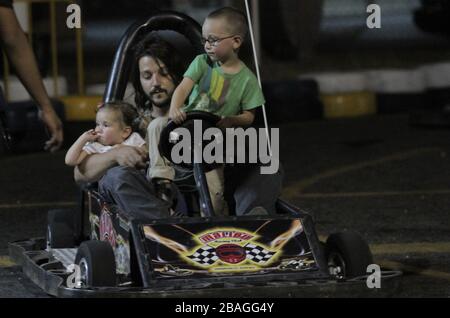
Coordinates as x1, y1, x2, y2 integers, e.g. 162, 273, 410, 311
148, 7, 265, 215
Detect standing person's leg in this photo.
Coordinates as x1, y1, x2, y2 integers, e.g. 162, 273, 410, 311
228, 163, 284, 216
98, 166, 170, 219
259, 0, 298, 60
280, 0, 323, 61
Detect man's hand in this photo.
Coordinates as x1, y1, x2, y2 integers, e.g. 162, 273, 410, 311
169, 107, 187, 125
39, 108, 63, 152
115, 145, 148, 169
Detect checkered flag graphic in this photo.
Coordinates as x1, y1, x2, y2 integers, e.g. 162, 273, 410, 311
245, 243, 276, 264
187, 246, 219, 266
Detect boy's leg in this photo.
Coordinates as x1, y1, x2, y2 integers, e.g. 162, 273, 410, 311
147, 116, 175, 181
204, 166, 228, 216
98, 166, 171, 219
147, 116, 182, 207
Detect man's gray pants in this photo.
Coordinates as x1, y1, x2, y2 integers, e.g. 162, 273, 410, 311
98, 166, 171, 220
98, 164, 284, 218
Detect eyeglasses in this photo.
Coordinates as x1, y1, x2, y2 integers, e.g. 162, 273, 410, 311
201, 35, 236, 47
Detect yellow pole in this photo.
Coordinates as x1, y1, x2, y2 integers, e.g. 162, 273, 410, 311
49, 0, 59, 97
74, 0, 85, 95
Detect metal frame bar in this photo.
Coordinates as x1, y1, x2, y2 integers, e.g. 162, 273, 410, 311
193, 162, 215, 217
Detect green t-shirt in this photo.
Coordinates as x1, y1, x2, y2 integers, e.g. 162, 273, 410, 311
183, 54, 265, 116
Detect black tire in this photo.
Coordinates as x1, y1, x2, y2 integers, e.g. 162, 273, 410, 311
75, 240, 116, 287
47, 209, 76, 248
325, 231, 373, 279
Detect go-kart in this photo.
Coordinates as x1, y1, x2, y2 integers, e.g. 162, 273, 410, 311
8, 11, 401, 298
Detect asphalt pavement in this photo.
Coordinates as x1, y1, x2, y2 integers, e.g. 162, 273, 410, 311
0, 114, 449, 297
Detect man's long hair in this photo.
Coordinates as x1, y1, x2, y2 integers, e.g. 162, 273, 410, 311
132, 33, 186, 111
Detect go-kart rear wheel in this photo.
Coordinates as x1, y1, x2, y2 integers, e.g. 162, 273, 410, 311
325, 231, 373, 279
46, 209, 76, 248
75, 240, 116, 287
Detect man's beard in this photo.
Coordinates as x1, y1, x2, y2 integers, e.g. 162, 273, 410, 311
147, 87, 170, 108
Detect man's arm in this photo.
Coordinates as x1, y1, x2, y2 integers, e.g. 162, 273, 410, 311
74, 151, 118, 183
0, 7, 63, 152
74, 146, 148, 183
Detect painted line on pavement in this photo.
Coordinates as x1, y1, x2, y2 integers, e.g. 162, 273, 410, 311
379, 260, 450, 282
0, 256, 16, 267
317, 236, 450, 256
0, 201, 77, 209
284, 189, 450, 199
316, 237, 450, 281
284, 147, 442, 198
371, 242, 450, 255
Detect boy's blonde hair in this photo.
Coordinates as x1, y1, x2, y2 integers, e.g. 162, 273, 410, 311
207, 7, 248, 41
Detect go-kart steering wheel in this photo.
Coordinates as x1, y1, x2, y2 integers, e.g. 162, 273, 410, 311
159, 111, 223, 217
159, 111, 223, 172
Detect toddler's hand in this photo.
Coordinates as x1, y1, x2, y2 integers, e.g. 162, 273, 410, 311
217, 116, 234, 129
169, 108, 187, 125
82, 129, 99, 142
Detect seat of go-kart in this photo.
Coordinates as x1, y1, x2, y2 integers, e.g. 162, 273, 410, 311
103, 11, 203, 102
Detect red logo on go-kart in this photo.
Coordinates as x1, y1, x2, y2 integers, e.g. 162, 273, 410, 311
199, 231, 253, 244
100, 209, 116, 247
215, 244, 246, 264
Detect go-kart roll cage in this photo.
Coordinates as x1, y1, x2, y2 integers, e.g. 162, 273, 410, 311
103, 11, 203, 103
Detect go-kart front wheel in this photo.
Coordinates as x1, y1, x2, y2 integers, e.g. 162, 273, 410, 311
75, 240, 117, 287
325, 231, 373, 279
